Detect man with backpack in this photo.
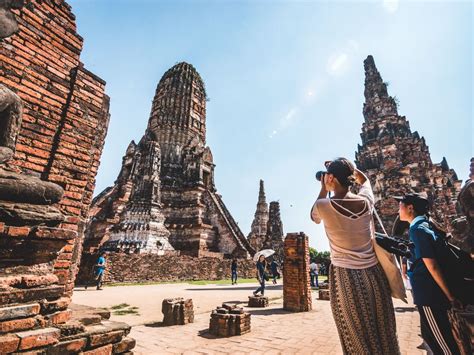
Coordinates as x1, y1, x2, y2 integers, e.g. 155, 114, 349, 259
396, 193, 461, 355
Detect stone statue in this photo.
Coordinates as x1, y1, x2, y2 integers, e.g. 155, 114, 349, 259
0, 0, 24, 39
0, 87, 64, 228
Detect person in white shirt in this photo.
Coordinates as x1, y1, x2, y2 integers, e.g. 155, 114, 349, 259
309, 261, 319, 287
311, 158, 400, 354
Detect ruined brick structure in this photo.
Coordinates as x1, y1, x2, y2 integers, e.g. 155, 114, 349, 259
355, 55, 462, 235
283, 233, 312, 312
161, 298, 194, 326
0, 1, 134, 353
209, 303, 251, 337
247, 180, 284, 260
77, 253, 257, 285
83, 63, 253, 258
450, 158, 474, 253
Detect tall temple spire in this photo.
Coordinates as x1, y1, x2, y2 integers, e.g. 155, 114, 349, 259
247, 179, 269, 251
264, 201, 284, 261
355, 55, 462, 235
258, 179, 266, 204
362, 55, 399, 124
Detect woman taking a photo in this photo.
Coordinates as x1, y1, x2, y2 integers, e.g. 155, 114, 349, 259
311, 158, 400, 354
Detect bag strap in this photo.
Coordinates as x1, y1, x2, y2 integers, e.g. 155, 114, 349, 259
373, 207, 389, 236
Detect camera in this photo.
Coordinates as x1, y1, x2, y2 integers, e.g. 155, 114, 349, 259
315, 171, 326, 181
375, 232, 413, 258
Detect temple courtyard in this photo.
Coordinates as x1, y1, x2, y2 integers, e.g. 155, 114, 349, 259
72, 282, 426, 354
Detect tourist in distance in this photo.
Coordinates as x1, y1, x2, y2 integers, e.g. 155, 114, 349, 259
231, 258, 238, 285
397, 193, 461, 355
309, 260, 319, 288
94, 251, 107, 290
270, 259, 280, 284
253, 255, 267, 296
311, 158, 400, 354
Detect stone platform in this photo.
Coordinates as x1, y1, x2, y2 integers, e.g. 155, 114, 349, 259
209, 304, 251, 337
248, 296, 269, 308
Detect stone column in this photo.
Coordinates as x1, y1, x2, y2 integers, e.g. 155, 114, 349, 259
283, 232, 312, 312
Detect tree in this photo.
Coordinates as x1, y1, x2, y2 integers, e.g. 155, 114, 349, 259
309, 248, 330, 265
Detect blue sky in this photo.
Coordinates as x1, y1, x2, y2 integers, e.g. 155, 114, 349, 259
69, 0, 472, 252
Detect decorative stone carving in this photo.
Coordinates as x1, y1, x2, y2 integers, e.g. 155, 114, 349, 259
105, 134, 173, 254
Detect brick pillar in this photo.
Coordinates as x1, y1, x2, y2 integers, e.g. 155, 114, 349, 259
283, 232, 312, 312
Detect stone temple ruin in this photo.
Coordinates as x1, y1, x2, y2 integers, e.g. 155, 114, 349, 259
247, 180, 285, 260
83, 63, 254, 258
355, 55, 463, 238
0, 1, 134, 353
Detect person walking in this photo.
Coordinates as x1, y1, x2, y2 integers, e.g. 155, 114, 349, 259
95, 252, 107, 290
253, 255, 267, 296
397, 193, 461, 355
231, 258, 238, 285
270, 259, 280, 284
311, 158, 400, 354
310, 260, 319, 287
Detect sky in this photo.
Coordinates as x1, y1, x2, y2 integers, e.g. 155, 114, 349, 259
69, 0, 472, 252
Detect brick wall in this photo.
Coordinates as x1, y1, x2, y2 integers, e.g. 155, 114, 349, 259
77, 253, 257, 285
0, 1, 133, 353
0, 0, 110, 294
283, 232, 312, 312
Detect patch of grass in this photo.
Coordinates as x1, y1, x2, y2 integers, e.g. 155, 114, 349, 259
188, 278, 258, 285
110, 303, 130, 310
113, 309, 140, 316
107, 278, 260, 287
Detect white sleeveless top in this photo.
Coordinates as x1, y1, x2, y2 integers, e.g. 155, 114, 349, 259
310, 180, 378, 269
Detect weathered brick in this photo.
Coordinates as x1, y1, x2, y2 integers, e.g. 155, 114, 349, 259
45, 310, 71, 325
0, 286, 64, 306
88, 330, 123, 348
16, 327, 60, 350
30, 227, 77, 240
112, 337, 136, 353
6, 226, 31, 237
82, 343, 113, 355
46, 337, 87, 355
21, 274, 59, 288
40, 297, 70, 314
0, 334, 20, 353
0, 304, 40, 321
0, 317, 36, 333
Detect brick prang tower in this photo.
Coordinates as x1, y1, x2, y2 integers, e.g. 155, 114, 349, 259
355, 55, 462, 235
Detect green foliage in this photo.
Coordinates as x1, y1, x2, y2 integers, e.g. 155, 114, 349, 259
110, 303, 130, 309
309, 248, 331, 264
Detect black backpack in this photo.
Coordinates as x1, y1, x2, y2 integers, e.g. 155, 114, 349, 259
426, 221, 474, 305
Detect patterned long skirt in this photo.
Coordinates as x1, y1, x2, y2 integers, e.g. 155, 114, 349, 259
329, 263, 401, 355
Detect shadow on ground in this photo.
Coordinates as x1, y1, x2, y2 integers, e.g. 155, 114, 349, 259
143, 321, 165, 328
245, 308, 291, 316
197, 328, 218, 339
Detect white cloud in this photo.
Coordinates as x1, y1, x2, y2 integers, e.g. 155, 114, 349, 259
383, 0, 399, 13
327, 53, 349, 76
